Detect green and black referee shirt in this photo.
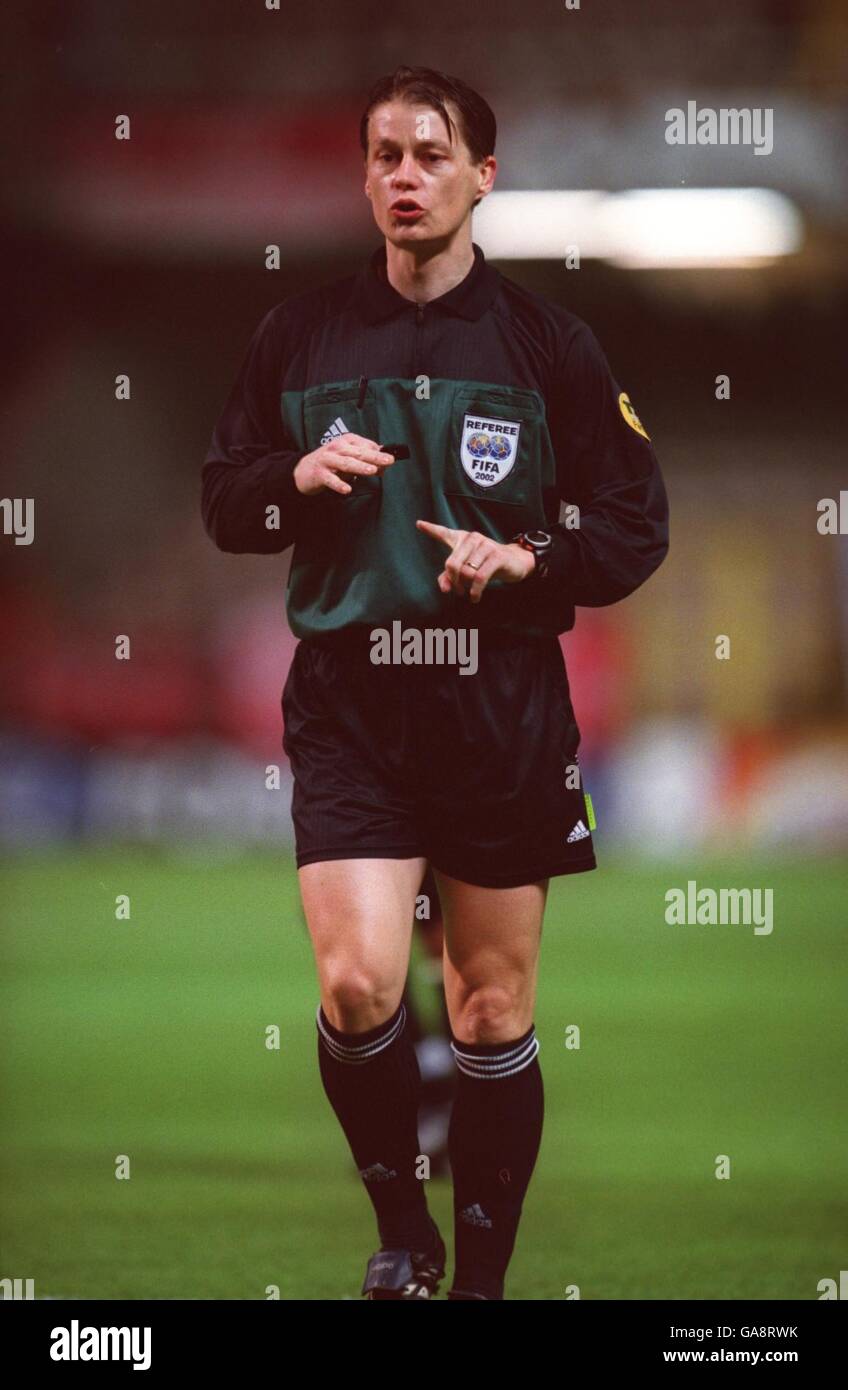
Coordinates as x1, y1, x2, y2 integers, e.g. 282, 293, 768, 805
201, 242, 669, 640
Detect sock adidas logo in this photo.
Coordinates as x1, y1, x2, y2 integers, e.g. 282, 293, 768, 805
359, 1162, 397, 1183
567, 819, 590, 843
459, 1203, 493, 1229
320, 415, 351, 446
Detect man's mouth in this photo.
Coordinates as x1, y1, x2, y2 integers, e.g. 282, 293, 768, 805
390, 200, 425, 221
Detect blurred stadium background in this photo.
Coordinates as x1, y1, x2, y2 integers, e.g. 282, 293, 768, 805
1, 1, 846, 1300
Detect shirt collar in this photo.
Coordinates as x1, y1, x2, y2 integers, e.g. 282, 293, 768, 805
351, 242, 500, 324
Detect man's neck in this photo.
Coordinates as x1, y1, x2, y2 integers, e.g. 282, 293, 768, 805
384, 235, 475, 305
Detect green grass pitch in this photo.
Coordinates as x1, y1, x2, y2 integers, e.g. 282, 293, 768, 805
1, 849, 845, 1300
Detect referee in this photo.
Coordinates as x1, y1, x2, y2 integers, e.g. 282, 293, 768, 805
201, 66, 669, 1300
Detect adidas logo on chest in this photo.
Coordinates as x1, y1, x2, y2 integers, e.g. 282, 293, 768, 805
320, 415, 351, 446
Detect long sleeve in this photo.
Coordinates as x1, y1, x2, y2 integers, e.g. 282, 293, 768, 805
544, 322, 669, 606
201, 306, 307, 554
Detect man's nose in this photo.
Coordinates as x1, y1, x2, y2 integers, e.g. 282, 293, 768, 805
392, 154, 420, 186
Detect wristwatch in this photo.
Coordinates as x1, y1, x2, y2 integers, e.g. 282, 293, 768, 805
510, 529, 553, 581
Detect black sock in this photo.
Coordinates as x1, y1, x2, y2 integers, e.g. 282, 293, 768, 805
448, 1024, 544, 1300
316, 1000, 433, 1250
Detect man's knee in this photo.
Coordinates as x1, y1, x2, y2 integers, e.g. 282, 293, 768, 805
320, 962, 401, 1033
451, 984, 528, 1045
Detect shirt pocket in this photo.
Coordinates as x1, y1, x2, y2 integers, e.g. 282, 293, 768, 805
442, 385, 552, 535
298, 382, 382, 557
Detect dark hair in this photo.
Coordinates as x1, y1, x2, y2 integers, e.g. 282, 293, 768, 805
359, 65, 496, 168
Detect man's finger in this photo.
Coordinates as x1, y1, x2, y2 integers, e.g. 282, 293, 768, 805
326, 456, 382, 476
445, 533, 484, 593
321, 470, 352, 494
468, 551, 500, 603
326, 433, 385, 453
416, 519, 460, 549
329, 441, 394, 468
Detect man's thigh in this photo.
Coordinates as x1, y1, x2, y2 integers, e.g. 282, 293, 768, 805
434, 869, 548, 1044
299, 856, 428, 1031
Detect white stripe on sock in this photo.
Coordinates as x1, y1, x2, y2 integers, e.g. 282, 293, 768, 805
316, 1003, 406, 1064
450, 1031, 539, 1079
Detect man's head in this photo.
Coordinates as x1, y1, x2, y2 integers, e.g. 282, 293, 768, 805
360, 66, 497, 252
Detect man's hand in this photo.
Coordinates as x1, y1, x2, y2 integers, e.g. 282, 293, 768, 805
416, 520, 534, 603
294, 435, 395, 496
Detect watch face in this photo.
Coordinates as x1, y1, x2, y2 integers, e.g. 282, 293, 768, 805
526, 530, 551, 548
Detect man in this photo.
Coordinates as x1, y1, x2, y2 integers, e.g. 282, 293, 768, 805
201, 66, 668, 1300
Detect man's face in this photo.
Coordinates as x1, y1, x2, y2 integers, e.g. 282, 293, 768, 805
364, 99, 495, 250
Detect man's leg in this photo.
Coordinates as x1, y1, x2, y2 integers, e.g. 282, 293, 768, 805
436, 870, 548, 1300
299, 855, 438, 1251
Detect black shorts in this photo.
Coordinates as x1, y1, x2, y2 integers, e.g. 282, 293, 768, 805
281, 628, 597, 890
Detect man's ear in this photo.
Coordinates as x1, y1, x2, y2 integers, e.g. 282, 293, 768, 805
476, 155, 497, 205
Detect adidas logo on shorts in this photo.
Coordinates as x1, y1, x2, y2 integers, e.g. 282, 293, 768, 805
567, 819, 591, 843
320, 415, 351, 446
